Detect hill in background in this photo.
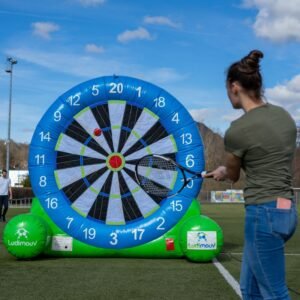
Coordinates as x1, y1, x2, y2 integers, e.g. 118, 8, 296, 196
0, 140, 28, 170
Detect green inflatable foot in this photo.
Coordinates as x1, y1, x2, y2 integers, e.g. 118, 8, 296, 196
3, 214, 50, 259
180, 215, 223, 262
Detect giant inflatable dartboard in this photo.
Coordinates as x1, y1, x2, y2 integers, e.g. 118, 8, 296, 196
29, 76, 205, 249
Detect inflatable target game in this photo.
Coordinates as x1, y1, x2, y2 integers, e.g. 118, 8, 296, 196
3, 75, 223, 261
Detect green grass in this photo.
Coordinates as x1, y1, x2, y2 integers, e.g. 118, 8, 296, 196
0, 205, 299, 300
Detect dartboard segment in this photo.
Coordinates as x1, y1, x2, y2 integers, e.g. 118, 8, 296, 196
62, 167, 109, 218
117, 172, 144, 221
74, 107, 112, 154
106, 172, 125, 225
120, 107, 159, 154
54, 163, 106, 190
108, 100, 126, 152
91, 103, 114, 152
87, 171, 113, 221
120, 169, 160, 217
56, 151, 105, 169
123, 121, 168, 157
117, 104, 143, 152
55, 133, 106, 160
72, 169, 111, 216
125, 134, 178, 161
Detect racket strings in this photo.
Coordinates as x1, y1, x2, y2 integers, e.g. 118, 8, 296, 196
136, 156, 181, 197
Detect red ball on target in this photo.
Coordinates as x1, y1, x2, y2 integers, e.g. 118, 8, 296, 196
94, 128, 102, 136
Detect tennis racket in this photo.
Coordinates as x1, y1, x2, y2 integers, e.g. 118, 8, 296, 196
134, 154, 211, 198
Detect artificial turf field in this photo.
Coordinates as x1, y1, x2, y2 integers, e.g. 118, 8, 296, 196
0, 204, 299, 300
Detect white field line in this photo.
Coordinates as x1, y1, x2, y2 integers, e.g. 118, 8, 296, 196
213, 258, 242, 299
227, 252, 300, 256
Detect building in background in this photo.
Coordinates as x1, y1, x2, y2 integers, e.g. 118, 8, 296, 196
7, 170, 28, 187
211, 190, 244, 203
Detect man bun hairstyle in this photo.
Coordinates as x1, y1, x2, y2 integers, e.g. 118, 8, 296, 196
227, 50, 264, 99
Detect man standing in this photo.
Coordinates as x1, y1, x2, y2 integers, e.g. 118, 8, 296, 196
0, 169, 12, 222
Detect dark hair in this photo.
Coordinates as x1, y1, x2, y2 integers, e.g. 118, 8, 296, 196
226, 50, 264, 99
2, 169, 7, 173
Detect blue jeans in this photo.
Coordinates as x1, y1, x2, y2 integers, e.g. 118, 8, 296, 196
240, 200, 298, 300
0, 195, 9, 217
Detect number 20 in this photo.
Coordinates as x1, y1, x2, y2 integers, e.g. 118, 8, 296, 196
109, 83, 123, 94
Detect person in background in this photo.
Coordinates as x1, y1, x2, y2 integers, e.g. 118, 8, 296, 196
0, 169, 13, 222
204, 50, 298, 299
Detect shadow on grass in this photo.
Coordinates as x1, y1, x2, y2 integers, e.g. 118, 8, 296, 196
223, 241, 242, 251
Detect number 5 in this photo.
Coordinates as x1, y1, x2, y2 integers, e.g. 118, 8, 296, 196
92, 85, 100, 96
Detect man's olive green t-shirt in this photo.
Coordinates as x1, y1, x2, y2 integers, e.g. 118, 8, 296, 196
224, 103, 297, 205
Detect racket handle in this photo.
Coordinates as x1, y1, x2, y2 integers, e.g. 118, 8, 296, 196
201, 170, 213, 178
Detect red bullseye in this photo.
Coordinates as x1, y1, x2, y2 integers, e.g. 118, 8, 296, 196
109, 155, 123, 169
93, 128, 102, 136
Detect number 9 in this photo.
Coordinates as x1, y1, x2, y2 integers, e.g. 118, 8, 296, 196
54, 110, 61, 122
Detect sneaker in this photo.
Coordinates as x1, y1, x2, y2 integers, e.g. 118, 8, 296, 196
2, 216, 6, 222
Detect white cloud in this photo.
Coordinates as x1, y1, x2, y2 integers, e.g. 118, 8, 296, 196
8, 47, 122, 78
85, 43, 105, 54
143, 16, 181, 29
32, 22, 60, 40
266, 74, 300, 121
7, 47, 185, 86
243, 0, 300, 42
143, 67, 185, 84
221, 110, 243, 122
78, 0, 105, 6
188, 107, 238, 133
117, 27, 153, 43
189, 108, 217, 123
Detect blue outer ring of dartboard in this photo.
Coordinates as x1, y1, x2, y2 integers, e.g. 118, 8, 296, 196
29, 75, 205, 249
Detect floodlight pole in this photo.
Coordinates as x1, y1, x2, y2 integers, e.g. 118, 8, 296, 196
5, 57, 18, 174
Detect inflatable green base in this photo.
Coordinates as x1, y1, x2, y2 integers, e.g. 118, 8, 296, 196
3, 198, 223, 261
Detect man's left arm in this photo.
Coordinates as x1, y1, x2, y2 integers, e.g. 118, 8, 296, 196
9, 179, 12, 199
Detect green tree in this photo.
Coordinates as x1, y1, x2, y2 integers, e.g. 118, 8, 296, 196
21, 175, 31, 188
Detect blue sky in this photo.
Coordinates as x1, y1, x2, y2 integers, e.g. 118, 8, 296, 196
0, 0, 300, 143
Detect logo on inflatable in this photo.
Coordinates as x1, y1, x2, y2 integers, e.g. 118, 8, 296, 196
16, 228, 29, 239
7, 227, 38, 247
187, 231, 217, 250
